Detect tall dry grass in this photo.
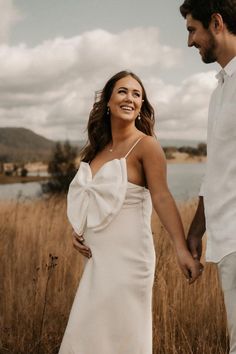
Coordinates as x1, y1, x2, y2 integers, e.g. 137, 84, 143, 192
0, 197, 228, 354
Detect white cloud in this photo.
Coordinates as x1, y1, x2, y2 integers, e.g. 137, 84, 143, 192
0, 0, 22, 43
0, 27, 217, 141
146, 71, 217, 140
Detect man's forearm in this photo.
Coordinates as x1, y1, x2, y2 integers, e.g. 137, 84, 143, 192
188, 196, 206, 238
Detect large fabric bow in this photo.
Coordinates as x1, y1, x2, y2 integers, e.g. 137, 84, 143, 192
67, 158, 127, 235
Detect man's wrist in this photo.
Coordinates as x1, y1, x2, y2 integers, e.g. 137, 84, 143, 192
187, 232, 204, 240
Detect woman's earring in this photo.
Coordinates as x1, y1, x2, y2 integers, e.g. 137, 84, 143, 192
107, 106, 110, 115
137, 113, 141, 120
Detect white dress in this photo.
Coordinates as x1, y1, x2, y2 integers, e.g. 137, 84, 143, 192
59, 139, 156, 354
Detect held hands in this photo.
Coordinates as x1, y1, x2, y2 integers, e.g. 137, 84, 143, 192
176, 248, 204, 284
72, 231, 92, 258
184, 233, 204, 282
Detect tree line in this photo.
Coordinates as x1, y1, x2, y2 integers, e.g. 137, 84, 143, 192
163, 142, 206, 159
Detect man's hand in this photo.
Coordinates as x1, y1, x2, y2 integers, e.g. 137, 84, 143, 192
176, 248, 203, 284
187, 233, 203, 261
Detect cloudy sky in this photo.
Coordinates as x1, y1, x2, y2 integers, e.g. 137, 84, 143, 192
0, 0, 220, 142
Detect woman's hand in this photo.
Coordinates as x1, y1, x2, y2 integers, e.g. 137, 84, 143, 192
72, 231, 92, 258
176, 248, 203, 284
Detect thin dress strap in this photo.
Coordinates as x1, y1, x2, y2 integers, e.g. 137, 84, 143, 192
124, 137, 144, 159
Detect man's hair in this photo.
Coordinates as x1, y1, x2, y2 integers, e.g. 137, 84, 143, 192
180, 0, 236, 35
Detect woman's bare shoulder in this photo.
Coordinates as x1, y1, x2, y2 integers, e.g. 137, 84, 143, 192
138, 135, 163, 155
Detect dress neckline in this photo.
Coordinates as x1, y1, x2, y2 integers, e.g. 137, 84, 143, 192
81, 159, 148, 190
84, 136, 144, 182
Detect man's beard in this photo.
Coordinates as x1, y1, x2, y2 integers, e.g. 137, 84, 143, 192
201, 33, 217, 63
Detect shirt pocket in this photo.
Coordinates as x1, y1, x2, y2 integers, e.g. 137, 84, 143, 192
215, 103, 236, 139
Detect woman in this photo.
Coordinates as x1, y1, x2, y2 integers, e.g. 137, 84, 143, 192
59, 70, 202, 354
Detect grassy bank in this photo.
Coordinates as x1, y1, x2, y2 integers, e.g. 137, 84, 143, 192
0, 197, 228, 354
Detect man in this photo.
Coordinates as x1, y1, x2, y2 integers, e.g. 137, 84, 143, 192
179, 0, 236, 353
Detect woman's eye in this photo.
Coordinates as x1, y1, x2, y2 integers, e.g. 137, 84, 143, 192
117, 89, 141, 98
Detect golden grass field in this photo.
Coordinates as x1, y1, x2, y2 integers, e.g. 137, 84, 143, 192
0, 196, 228, 354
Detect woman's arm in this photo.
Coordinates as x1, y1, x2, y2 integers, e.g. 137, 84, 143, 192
140, 136, 202, 283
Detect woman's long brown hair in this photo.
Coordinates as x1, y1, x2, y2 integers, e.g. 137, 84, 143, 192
80, 70, 156, 163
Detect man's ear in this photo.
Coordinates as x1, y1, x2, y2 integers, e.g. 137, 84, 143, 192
211, 13, 224, 33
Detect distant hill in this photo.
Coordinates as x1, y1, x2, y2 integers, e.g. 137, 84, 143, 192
0, 127, 56, 162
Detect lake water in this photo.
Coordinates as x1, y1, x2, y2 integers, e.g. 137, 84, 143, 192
167, 163, 205, 201
0, 181, 43, 200
0, 163, 205, 202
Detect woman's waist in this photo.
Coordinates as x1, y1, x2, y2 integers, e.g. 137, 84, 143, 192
123, 189, 152, 207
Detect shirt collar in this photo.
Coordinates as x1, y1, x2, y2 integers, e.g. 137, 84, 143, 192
216, 56, 236, 84
224, 56, 236, 76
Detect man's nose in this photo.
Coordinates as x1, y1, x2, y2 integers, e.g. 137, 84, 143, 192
188, 34, 194, 47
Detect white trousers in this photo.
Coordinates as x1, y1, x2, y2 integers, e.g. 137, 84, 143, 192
218, 252, 236, 354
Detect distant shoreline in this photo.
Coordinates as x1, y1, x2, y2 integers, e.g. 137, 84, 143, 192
0, 152, 206, 185
167, 152, 206, 164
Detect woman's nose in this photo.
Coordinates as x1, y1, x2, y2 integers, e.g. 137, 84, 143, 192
124, 92, 133, 101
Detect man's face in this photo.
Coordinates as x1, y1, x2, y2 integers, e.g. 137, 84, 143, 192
186, 14, 217, 63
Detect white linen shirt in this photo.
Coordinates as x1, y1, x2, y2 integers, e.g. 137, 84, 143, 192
200, 56, 236, 263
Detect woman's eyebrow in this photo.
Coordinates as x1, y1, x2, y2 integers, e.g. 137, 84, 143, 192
117, 86, 141, 93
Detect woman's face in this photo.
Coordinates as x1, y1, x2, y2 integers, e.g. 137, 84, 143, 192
108, 75, 143, 123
